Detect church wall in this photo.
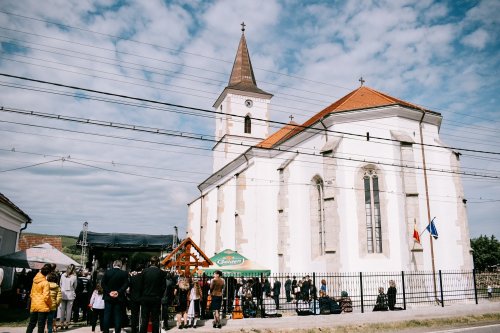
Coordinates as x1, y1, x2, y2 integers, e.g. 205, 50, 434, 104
287, 153, 325, 272
202, 189, 218, 257
216, 177, 237, 253
186, 198, 201, 244
331, 117, 412, 272
411, 122, 472, 271
283, 131, 331, 272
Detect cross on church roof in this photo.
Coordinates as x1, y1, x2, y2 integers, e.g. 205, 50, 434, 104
289, 115, 294, 122
241, 22, 246, 32
359, 76, 365, 86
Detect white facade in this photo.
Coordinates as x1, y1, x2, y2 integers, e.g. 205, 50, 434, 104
0, 193, 31, 290
186, 33, 473, 274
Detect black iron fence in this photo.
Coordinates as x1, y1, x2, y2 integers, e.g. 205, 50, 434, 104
197, 270, 499, 318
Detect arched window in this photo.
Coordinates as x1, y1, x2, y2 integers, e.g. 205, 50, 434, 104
364, 169, 382, 253
311, 176, 325, 257
244, 115, 251, 134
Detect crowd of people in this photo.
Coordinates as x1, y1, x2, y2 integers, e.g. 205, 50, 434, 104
21, 259, 406, 333
21, 257, 227, 333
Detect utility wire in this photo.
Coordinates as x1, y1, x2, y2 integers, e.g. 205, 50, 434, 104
1, 107, 499, 180
2, 124, 498, 183
3, 79, 499, 161
0, 11, 350, 90
2, 73, 499, 156
0, 158, 62, 173
1, 24, 498, 124
2, 150, 494, 204
0, 36, 334, 106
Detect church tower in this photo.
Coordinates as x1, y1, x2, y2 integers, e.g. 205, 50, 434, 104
212, 23, 273, 172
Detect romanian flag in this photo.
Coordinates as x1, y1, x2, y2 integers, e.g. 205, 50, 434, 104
413, 223, 421, 244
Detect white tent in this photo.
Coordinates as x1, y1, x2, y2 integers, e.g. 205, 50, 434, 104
0, 243, 81, 270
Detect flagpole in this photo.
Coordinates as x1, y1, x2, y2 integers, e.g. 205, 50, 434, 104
419, 110, 439, 303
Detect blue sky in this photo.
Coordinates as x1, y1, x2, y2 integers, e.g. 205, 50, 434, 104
0, 0, 498, 240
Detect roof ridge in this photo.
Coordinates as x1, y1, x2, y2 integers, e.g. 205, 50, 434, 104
333, 86, 364, 111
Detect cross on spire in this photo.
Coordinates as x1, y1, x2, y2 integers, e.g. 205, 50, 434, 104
359, 76, 365, 86
289, 115, 294, 122
241, 22, 246, 32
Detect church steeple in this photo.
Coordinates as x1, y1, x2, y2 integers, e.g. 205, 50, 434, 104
212, 24, 273, 172
225, 23, 271, 96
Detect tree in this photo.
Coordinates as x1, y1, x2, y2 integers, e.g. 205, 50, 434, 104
470, 235, 500, 272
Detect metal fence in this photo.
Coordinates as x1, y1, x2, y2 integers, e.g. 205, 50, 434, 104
197, 270, 499, 318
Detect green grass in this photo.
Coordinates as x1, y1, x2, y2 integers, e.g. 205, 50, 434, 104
235, 312, 500, 333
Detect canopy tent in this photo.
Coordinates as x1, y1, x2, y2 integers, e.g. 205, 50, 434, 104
78, 231, 174, 251
201, 249, 270, 276
0, 243, 81, 270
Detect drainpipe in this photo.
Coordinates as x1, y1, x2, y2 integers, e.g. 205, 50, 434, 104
19, 219, 30, 233
419, 110, 438, 303
319, 119, 328, 142
18, 218, 31, 251
199, 190, 204, 247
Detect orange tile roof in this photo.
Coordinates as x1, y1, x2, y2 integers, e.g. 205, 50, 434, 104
302, 86, 423, 128
257, 121, 299, 148
257, 86, 425, 149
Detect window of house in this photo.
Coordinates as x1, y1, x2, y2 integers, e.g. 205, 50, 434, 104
364, 169, 382, 253
244, 115, 251, 134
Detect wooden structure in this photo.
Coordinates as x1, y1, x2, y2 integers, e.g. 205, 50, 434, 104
161, 237, 212, 277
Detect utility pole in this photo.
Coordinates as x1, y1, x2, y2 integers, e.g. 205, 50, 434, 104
419, 111, 438, 303
173, 226, 178, 248
78, 221, 89, 268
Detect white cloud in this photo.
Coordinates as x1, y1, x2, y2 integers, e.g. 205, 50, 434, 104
0, 0, 498, 241
461, 28, 489, 50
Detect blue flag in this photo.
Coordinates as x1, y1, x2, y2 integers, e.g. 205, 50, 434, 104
425, 217, 438, 239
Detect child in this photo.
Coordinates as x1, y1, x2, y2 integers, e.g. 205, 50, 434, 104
47, 272, 62, 333
89, 284, 105, 332
187, 279, 202, 328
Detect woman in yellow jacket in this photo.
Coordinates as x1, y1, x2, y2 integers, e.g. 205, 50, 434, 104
47, 272, 62, 333
26, 264, 52, 333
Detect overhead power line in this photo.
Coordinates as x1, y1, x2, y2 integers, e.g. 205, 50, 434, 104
0, 158, 62, 173
1, 106, 499, 180
2, 22, 498, 124
2, 73, 499, 157
0, 10, 350, 90
2, 148, 497, 204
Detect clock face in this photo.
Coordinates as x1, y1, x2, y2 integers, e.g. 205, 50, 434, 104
245, 99, 253, 108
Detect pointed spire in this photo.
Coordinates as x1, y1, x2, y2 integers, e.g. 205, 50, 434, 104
226, 24, 271, 96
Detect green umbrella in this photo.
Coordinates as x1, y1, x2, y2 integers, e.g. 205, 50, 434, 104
201, 249, 270, 277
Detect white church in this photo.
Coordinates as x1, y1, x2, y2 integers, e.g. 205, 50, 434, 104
186, 30, 473, 273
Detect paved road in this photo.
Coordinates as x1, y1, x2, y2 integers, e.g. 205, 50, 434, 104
1, 301, 499, 333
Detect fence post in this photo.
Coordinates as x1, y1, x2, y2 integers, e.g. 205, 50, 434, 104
359, 272, 364, 313
401, 271, 406, 310
313, 272, 317, 315
472, 269, 478, 305
438, 270, 444, 307
260, 273, 264, 317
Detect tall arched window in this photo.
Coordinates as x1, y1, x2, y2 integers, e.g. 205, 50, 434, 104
364, 169, 382, 253
244, 115, 251, 134
311, 176, 325, 257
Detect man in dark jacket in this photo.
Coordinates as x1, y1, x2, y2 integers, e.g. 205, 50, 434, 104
139, 256, 166, 333
272, 278, 281, 309
284, 276, 292, 302
128, 264, 143, 333
102, 260, 129, 333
